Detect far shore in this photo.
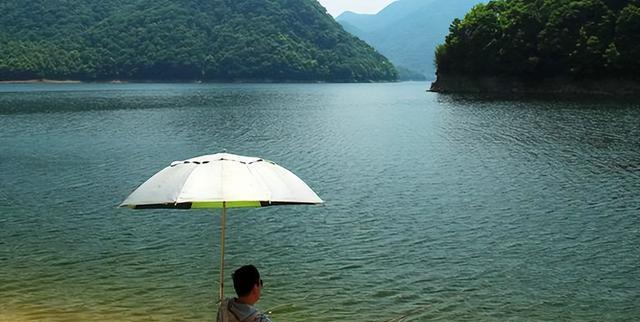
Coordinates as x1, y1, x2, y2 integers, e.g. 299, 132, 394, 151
0, 78, 410, 85
429, 75, 640, 96
0, 79, 84, 84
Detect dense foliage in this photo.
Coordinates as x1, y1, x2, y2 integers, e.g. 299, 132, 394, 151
0, 0, 397, 82
435, 0, 640, 80
396, 66, 427, 81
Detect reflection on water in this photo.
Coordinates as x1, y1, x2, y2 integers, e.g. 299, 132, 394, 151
1, 83, 639, 321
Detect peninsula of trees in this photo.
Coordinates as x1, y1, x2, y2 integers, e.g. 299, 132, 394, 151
0, 0, 397, 82
431, 0, 640, 94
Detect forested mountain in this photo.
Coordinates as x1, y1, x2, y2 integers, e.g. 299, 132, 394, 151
434, 0, 640, 82
0, 0, 397, 82
337, 0, 484, 79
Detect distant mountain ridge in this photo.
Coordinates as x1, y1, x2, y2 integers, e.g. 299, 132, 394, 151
0, 0, 397, 82
337, 0, 486, 79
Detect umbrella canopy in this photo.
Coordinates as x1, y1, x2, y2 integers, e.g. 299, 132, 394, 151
120, 152, 323, 301
120, 152, 323, 209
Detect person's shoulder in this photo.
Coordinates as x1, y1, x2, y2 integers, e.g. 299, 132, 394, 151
216, 298, 234, 322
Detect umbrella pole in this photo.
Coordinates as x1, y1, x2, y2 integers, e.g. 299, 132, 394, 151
219, 202, 227, 302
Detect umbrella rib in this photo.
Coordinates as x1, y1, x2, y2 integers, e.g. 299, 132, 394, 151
173, 164, 200, 205
246, 162, 272, 204
219, 159, 225, 202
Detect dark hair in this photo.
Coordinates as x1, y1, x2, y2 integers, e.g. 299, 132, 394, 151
232, 265, 260, 297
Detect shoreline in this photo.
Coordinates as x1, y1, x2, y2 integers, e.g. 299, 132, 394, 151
429, 75, 640, 96
0, 78, 402, 85
0, 79, 83, 84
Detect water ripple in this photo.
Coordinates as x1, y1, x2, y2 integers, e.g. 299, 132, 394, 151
1, 83, 639, 321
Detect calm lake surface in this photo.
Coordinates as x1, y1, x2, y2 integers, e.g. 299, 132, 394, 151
1, 82, 639, 322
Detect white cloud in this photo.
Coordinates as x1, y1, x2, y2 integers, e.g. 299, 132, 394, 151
317, 0, 398, 17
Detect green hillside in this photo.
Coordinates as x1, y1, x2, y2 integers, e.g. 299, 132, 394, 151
0, 0, 397, 82
434, 0, 640, 81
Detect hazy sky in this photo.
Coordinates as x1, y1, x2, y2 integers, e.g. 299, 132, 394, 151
317, 0, 398, 17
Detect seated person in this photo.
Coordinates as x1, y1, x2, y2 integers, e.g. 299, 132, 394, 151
217, 265, 273, 322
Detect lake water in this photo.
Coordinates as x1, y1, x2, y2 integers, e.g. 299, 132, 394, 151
1, 82, 639, 322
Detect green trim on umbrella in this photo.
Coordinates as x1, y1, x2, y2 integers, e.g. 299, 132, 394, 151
124, 200, 321, 209
191, 201, 262, 208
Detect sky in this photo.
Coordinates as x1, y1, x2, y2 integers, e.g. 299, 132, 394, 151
317, 0, 398, 17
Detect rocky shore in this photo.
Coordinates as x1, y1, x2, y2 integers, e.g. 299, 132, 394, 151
429, 75, 640, 96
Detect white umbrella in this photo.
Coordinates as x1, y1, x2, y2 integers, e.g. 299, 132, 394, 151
120, 152, 323, 300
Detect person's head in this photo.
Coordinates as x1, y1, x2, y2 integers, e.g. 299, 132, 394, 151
232, 265, 263, 304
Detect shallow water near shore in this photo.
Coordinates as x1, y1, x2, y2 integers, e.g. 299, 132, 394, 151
1, 82, 639, 321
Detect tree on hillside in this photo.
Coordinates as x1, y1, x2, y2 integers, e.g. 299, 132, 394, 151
0, 0, 397, 82
435, 0, 640, 80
